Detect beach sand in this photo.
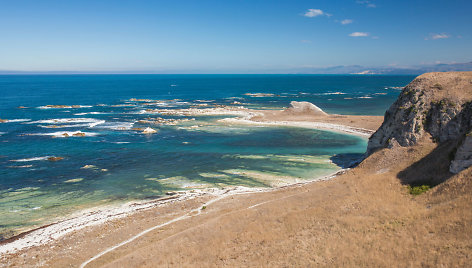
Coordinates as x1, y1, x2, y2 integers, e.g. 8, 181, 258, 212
2, 106, 470, 267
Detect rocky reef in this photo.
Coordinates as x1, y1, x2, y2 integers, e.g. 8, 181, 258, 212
367, 72, 472, 173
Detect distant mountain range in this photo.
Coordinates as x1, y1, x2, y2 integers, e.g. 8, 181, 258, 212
1, 62, 471, 75
282, 61, 472, 75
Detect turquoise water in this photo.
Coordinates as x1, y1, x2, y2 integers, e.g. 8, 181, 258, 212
0, 74, 414, 239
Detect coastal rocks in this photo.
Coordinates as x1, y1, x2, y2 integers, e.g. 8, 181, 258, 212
81, 165, 97, 169
39, 105, 92, 109
42, 125, 61, 128
367, 72, 472, 155
142, 127, 157, 134
60, 132, 86, 137
137, 117, 195, 126
80, 165, 107, 172
450, 132, 472, 174
244, 93, 275, 97
285, 101, 328, 116
47, 157, 64, 161
72, 132, 86, 137
43, 131, 93, 138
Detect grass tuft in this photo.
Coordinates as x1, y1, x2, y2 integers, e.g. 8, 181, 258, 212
408, 185, 430, 195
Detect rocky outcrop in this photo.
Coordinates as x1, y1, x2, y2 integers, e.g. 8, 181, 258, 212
367, 72, 472, 173
450, 132, 472, 173
285, 101, 327, 116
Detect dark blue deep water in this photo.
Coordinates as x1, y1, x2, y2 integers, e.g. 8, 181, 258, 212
0, 74, 414, 239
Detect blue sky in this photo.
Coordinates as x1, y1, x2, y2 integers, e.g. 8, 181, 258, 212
0, 0, 471, 72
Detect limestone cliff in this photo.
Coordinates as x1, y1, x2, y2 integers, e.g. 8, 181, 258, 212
367, 72, 472, 173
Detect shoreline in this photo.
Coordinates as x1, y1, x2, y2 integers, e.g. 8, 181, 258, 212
0, 168, 347, 257
0, 104, 382, 260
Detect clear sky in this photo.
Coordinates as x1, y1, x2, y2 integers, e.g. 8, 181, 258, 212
0, 0, 471, 72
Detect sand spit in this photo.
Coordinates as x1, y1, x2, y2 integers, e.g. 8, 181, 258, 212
221, 117, 374, 137
215, 101, 381, 137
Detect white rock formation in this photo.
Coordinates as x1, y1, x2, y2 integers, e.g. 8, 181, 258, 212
285, 101, 327, 116
142, 127, 157, 134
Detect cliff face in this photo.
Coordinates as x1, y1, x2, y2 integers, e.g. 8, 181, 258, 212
367, 72, 472, 173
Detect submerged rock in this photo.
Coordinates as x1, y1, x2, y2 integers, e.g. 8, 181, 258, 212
47, 157, 64, 162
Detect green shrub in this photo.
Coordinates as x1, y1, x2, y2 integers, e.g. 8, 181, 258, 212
408, 185, 430, 195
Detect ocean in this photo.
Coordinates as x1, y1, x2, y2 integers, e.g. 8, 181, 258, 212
0, 74, 414, 239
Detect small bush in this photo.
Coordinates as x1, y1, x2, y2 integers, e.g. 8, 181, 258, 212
433, 83, 443, 90
408, 185, 430, 195
202, 206, 207, 210
415, 124, 422, 132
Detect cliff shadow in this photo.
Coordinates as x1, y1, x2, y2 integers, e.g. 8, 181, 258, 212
330, 153, 365, 169
397, 140, 458, 186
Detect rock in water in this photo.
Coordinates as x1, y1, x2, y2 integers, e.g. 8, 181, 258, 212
142, 127, 157, 134
73, 132, 86, 137
81, 164, 97, 169
285, 101, 327, 116
47, 157, 64, 162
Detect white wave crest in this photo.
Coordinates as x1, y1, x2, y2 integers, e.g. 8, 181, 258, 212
32, 131, 98, 138
10, 156, 53, 162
